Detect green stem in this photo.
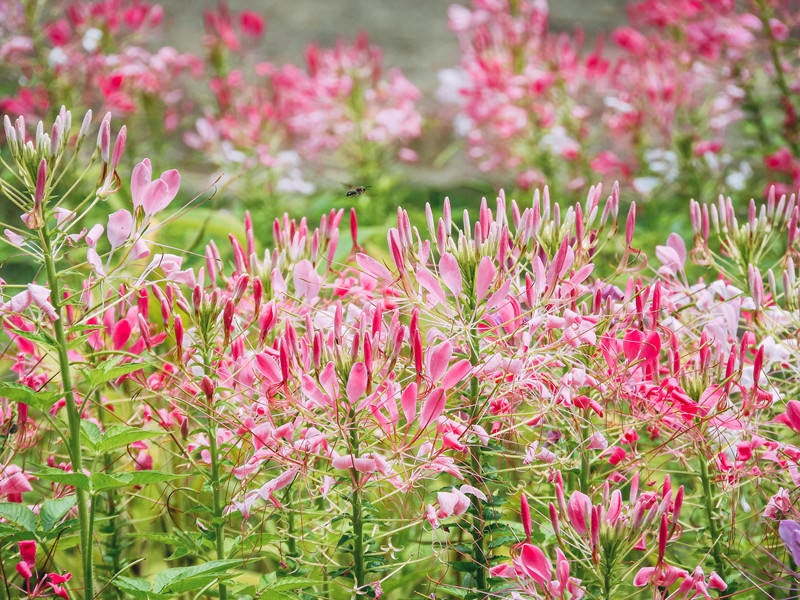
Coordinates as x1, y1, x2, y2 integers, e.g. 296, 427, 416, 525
41, 225, 94, 599
698, 454, 733, 593
207, 420, 228, 600
467, 337, 488, 595
96, 391, 122, 596
348, 422, 365, 596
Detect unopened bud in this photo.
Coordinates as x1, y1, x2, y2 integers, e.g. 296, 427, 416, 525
111, 125, 126, 171
97, 112, 111, 163
200, 376, 215, 404
77, 110, 93, 146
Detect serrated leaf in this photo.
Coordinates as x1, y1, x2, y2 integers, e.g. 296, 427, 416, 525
97, 425, 162, 452
0, 502, 36, 531
0, 382, 59, 410
39, 496, 76, 531
151, 560, 239, 594
81, 421, 103, 450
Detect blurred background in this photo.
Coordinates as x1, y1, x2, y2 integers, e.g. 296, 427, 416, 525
162, 0, 629, 96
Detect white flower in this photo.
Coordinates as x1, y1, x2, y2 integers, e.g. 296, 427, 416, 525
48, 47, 67, 67
82, 27, 103, 52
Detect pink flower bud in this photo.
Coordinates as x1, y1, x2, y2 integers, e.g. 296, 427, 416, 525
521, 494, 532, 543
625, 201, 636, 247
111, 125, 126, 171
200, 376, 215, 404
567, 491, 591, 535
97, 112, 111, 163
350, 207, 359, 249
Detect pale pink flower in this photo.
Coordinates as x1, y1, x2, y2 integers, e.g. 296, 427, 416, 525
131, 159, 180, 217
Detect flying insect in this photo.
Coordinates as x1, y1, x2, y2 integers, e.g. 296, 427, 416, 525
344, 184, 369, 198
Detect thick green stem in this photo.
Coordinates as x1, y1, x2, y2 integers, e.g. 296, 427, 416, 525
348, 423, 365, 596
469, 447, 488, 594
698, 454, 733, 593
467, 338, 488, 595
96, 391, 122, 590
41, 226, 94, 598
207, 421, 228, 600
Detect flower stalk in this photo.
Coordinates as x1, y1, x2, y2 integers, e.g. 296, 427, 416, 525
40, 223, 94, 599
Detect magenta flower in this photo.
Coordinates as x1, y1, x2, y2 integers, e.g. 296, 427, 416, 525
780, 520, 800, 566
130, 159, 180, 217
516, 543, 551, 586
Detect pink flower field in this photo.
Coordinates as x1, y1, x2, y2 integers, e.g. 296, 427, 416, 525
2, 1, 800, 599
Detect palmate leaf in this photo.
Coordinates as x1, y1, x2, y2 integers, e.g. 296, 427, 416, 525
0, 381, 60, 411
0, 502, 36, 532
151, 559, 241, 593
114, 560, 241, 599
81, 360, 148, 388
81, 421, 163, 453
39, 495, 76, 531
260, 575, 325, 592
34, 466, 182, 492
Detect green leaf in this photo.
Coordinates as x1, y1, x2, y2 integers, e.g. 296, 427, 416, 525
39, 496, 76, 531
90, 471, 182, 492
0, 382, 60, 411
263, 577, 325, 592
34, 467, 91, 491
0, 502, 36, 532
451, 560, 477, 573
151, 560, 239, 594
432, 584, 469, 598
81, 421, 103, 450
83, 361, 146, 388
96, 425, 162, 453
113, 576, 154, 599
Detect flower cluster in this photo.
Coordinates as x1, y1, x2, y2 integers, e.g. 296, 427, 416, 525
439, 0, 800, 199
186, 4, 422, 195
0, 0, 201, 131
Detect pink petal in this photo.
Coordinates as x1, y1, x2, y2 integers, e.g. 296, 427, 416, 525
460, 484, 487, 501
293, 259, 321, 302
437, 490, 458, 517
160, 169, 181, 198
419, 387, 446, 428
107, 209, 133, 250
622, 329, 645, 362
475, 256, 495, 302
567, 491, 591, 535
86, 224, 104, 247
517, 543, 552, 585
439, 252, 462, 296
633, 566, 656, 587
87, 247, 105, 276
112, 319, 132, 350
255, 353, 282, 384
401, 382, 417, 424
130, 159, 153, 210
428, 340, 452, 382
346, 362, 368, 406
28, 284, 58, 320
415, 266, 446, 305
442, 359, 471, 391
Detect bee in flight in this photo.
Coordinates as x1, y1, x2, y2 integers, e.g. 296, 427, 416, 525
344, 184, 369, 198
